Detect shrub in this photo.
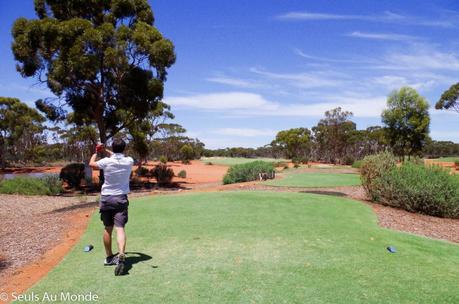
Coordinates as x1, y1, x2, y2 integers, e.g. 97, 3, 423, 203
352, 160, 363, 169
360, 151, 397, 201
40, 174, 63, 195
159, 156, 168, 164
59, 163, 85, 189
293, 163, 300, 168
151, 164, 174, 185
177, 170, 187, 178
180, 144, 194, 164
373, 162, 459, 218
343, 155, 355, 166
0, 175, 60, 195
223, 161, 275, 185
206, 162, 213, 166
135, 166, 150, 177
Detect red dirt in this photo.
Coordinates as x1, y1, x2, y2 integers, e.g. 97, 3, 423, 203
1, 210, 93, 300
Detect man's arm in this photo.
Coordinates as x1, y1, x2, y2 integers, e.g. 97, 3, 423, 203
89, 144, 114, 170
89, 153, 100, 170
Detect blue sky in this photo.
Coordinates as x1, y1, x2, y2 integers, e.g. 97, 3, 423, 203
1, 1, 459, 148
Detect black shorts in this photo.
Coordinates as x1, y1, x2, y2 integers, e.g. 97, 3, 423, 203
99, 194, 129, 228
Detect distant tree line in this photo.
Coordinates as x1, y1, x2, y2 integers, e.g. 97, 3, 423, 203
206, 87, 458, 164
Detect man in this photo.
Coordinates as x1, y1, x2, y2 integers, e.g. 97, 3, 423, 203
89, 138, 133, 276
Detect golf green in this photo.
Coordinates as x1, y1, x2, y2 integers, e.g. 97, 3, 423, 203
264, 172, 361, 187
28, 192, 458, 303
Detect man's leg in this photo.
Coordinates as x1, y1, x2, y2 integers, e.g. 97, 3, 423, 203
103, 226, 114, 257
115, 227, 126, 255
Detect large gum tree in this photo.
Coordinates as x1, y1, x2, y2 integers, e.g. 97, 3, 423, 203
11, 0, 176, 144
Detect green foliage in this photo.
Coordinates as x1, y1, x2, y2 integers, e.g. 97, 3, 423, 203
159, 155, 168, 164
12, 0, 176, 143
40, 174, 63, 195
342, 155, 355, 165
180, 144, 194, 164
151, 164, 174, 185
177, 170, 187, 178
436, 82, 459, 113
312, 107, 356, 164
382, 87, 430, 159
223, 161, 274, 184
0, 175, 62, 195
423, 140, 459, 159
59, 163, 85, 189
0, 97, 46, 168
135, 166, 150, 177
371, 162, 459, 218
351, 160, 363, 169
271, 128, 311, 159
360, 151, 397, 201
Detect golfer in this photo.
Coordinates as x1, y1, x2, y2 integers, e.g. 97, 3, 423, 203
89, 138, 133, 276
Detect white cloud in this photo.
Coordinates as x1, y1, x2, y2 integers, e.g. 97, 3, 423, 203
347, 31, 420, 41
383, 49, 459, 71
293, 48, 366, 64
430, 130, 459, 142
212, 128, 277, 137
249, 67, 346, 88
206, 76, 261, 88
166, 91, 386, 118
166, 92, 278, 111
276, 10, 454, 27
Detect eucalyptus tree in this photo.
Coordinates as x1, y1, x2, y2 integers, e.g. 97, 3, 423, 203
12, 0, 176, 144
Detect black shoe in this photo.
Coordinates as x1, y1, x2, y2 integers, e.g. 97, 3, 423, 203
114, 253, 126, 276
104, 254, 119, 266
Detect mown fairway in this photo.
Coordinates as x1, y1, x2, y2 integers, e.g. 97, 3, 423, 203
29, 192, 459, 303
201, 157, 288, 166
264, 171, 361, 187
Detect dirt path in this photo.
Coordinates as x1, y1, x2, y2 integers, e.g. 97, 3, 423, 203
0, 195, 97, 299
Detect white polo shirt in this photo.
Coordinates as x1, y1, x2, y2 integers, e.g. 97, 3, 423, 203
96, 153, 134, 195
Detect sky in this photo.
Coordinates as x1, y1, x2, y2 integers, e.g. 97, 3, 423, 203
1, 0, 459, 148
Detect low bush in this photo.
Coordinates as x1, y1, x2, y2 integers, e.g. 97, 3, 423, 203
180, 144, 194, 164
352, 160, 363, 169
373, 162, 459, 218
59, 163, 85, 189
151, 164, 174, 185
223, 161, 275, 185
0, 175, 62, 195
177, 170, 187, 178
159, 156, 168, 164
135, 166, 150, 177
343, 155, 355, 166
360, 151, 397, 201
206, 162, 213, 166
40, 174, 63, 195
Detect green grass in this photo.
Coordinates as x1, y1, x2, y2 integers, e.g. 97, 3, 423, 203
264, 172, 361, 187
28, 192, 458, 303
201, 157, 289, 166
431, 157, 459, 162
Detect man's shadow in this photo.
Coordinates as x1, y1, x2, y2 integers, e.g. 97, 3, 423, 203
122, 252, 154, 275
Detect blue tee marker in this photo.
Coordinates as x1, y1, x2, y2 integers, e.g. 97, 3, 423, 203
84, 244, 94, 252
387, 246, 397, 253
